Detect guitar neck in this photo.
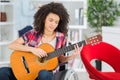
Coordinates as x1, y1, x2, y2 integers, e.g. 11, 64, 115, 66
46, 40, 86, 60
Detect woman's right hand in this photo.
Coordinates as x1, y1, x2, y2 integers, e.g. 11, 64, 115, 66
30, 48, 47, 58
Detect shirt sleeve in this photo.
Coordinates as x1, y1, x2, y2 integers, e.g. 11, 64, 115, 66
21, 29, 34, 45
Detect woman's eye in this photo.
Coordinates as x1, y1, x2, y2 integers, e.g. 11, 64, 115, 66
55, 21, 59, 24
49, 20, 53, 22
49, 19, 53, 22
49, 18, 59, 24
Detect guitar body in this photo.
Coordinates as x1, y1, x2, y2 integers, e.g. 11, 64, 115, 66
10, 43, 58, 80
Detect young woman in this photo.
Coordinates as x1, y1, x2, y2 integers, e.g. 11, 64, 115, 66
0, 2, 81, 80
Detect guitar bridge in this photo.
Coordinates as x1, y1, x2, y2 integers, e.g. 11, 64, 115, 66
21, 56, 30, 73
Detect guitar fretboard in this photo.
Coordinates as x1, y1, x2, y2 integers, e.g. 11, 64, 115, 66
46, 40, 86, 60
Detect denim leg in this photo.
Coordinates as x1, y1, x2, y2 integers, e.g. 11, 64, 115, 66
0, 67, 16, 80
37, 70, 53, 80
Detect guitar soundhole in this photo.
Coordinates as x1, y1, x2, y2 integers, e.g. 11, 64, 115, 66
37, 57, 46, 63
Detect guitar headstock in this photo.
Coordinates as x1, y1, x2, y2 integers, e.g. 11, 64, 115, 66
86, 34, 102, 45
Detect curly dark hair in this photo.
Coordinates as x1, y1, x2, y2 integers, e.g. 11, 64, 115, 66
33, 2, 69, 36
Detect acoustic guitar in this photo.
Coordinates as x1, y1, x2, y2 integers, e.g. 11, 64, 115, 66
10, 34, 102, 80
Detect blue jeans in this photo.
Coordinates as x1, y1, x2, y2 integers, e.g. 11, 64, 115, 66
37, 70, 53, 80
0, 67, 53, 80
0, 67, 16, 80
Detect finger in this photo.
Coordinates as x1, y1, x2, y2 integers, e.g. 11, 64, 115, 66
38, 54, 42, 58
37, 49, 47, 57
40, 52, 46, 57
74, 44, 77, 50
75, 44, 80, 54
43, 51, 47, 56
40, 49, 47, 56
75, 44, 79, 52
76, 44, 79, 51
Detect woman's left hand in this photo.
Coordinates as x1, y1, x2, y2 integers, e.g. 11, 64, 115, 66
59, 44, 82, 63
71, 44, 82, 59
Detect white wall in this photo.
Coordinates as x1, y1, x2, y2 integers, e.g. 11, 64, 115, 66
102, 27, 120, 49
14, 0, 35, 30
102, 26, 120, 72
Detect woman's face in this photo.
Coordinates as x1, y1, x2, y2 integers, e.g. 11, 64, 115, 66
44, 13, 60, 32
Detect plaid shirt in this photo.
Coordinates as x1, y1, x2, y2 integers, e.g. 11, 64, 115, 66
22, 29, 67, 49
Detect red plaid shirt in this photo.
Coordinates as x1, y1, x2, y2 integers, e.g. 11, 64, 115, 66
22, 29, 67, 49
